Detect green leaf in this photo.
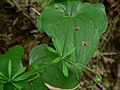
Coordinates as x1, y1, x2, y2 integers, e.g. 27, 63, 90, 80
11, 67, 26, 80
4, 74, 47, 90
0, 84, 4, 90
37, 0, 108, 76
0, 77, 5, 80
63, 47, 76, 58
0, 79, 7, 84
46, 45, 57, 54
29, 76, 47, 90
8, 60, 12, 78
12, 74, 30, 82
42, 63, 78, 89
0, 45, 24, 77
51, 57, 62, 64
62, 62, 68, 77
0, 71, 7, 80
12, 68, 42, 82
28, 44, 79, 90
29, 44, 58, 66
52, 38, 63, 56
11, 82, 23, 90
4, 83, 16, 90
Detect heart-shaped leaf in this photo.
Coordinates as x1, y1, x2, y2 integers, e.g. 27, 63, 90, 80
29, 44, 78, 89
37, 0, 108, 75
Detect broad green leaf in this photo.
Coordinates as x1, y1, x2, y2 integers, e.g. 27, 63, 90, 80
29, 44, 78, 89
37, 0, 108, 76
29, 44, 58, 66
8, 60, 12, 78
42, 63, 78, 89
28, 76, 47, 90
11, 67, 26, 80
62, 62, 68, 77
11, 82, 23, 90
4, 83, 16, 90
0, 84, 4, 90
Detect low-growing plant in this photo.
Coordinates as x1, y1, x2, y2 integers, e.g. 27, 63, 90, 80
0, 0, 108, 90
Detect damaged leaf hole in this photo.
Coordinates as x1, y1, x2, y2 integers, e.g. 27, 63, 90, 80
75, 26, 80, 30
82, 41, 88, 47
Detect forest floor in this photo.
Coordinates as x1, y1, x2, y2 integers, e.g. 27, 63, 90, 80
0, 0, 120, 90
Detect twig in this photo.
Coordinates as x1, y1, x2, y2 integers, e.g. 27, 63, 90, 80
45, 83, 80, 90
11, 0, 37, 27
11, 0, 22, 11
100, 15, 119, 50
114, 64, 120, 90
29, 7, 41, 16
101, 52, 120, 56
27, 73, 42, 82
102, 36, 108, 42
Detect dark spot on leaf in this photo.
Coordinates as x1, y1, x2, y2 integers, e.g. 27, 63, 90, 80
82, 41, 88, 47
75, 26, 80, 30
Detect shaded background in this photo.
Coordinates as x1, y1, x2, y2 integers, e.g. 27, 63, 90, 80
0, 0, 120, 90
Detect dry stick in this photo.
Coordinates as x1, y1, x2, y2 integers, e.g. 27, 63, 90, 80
83, 71, 106, 90
11, 0, 39, 27
101, 52, 120, 56
45, 83, 80, 90
114, 64, 120, 90
27, 73, 42, 82
29, 7, 41, 16
11, 0, 21, 11
100, 15, 119, 50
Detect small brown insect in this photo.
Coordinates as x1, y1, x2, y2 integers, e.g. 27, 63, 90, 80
75, 26, 80, 30
82, 41, 88, 47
